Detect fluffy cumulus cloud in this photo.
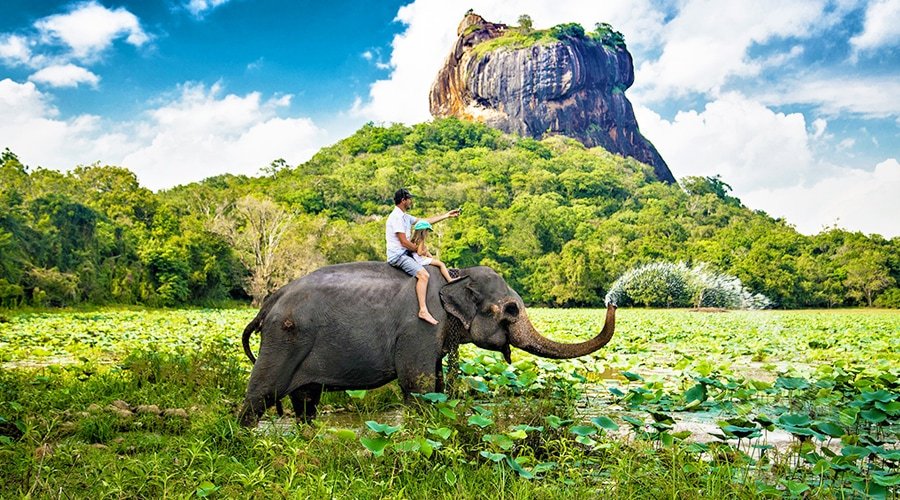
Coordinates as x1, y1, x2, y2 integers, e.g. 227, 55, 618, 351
0, 78, 326, 190
850, 0, 900, 54
743, 159, 900, 237
0, 34, 33, 66
0, 2, 149, 90
122, 83, 325, 189
634, 94, 900, 237
34, 1, 149, 59
0, 78, 133, 169
28, 64, 99, 88
634, 93, 815, 192
632, 0, 829, 102
353, 0, 665, 124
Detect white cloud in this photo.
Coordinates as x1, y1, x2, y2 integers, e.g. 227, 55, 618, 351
743, 159, 900, 237
29, 64, 99, 88
633, 1, 827, 102
185, 0, 232, 18
635, 93, 814, 192
153, 88, 324, 183
635, 92, 899, 237
34, 1, 148, 59
122, 84, 325, 189
850, 0, 900, 54
0, 34, 32, 66
755, 75, 900, 118
0, 78, 132, 170
246, 57, 264, 71
114, 84, 313, 187
837, 137, 856, 151
0, 78, 328, 190
811, 118, 827, 139
353, 0, 665, 124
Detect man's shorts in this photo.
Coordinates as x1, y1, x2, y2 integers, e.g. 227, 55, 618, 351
388, 253, 424, 277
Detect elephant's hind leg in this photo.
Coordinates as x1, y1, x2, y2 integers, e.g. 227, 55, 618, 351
289, 384, 322, 422
239, 329, 315, 427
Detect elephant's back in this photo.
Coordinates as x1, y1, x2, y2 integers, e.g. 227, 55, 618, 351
270, 262, 411, 322
301, 262, 409, 290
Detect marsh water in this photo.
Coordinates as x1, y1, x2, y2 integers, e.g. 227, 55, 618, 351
255, 386, 815, 459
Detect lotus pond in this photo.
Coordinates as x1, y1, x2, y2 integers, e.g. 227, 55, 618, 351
0, 307, 898, 498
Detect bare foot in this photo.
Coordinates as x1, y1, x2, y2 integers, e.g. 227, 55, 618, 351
418, 310, 438, 325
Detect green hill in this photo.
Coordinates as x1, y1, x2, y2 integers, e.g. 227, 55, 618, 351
1, 119, 898, 309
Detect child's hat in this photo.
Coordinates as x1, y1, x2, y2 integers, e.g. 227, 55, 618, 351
413, 220, 433, 231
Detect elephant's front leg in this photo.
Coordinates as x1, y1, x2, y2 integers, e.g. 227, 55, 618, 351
289, 384, 322, 422
396, 347, 441, 397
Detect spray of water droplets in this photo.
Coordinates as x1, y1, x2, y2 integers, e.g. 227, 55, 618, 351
604, 261, 771, 309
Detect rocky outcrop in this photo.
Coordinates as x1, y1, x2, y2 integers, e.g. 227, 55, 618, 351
430, 13, 675, 183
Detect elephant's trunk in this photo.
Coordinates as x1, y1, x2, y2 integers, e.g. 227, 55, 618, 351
509, 305, 616, 359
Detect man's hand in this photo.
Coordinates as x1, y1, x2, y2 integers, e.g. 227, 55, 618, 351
447, 208, 460, 218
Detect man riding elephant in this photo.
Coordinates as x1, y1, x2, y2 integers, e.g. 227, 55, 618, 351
385, 188, 459, 324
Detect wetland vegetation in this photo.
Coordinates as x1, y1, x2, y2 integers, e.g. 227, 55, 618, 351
1, 307, 897, 498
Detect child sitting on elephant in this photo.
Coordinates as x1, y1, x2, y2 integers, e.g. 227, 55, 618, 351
410, 221, 456, 284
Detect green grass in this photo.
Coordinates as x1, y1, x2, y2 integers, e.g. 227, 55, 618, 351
1, 308, 898, 498
468, 30, 561, 60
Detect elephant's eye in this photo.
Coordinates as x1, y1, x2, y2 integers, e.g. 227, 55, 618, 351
503, 303, 519, 317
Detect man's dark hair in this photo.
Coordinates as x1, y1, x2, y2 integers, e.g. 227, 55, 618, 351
393, 188, 413, 205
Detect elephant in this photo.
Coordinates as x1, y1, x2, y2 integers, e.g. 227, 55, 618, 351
238, 262, 616, 427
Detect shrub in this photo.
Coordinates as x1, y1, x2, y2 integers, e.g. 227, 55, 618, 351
0, 279, 23, 307
590, 22, 626, 48
549, 23, 585, 40
26, 267, 80, 306
874, 287, 900, 308
605, 261, 771, 309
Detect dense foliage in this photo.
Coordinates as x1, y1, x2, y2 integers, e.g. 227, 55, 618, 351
1, 118, 898, 309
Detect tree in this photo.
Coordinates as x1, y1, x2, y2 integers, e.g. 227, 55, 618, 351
517, 14, 534, 34
844, 249, 893, 306
591, 22, 626, 48
210, 196, 315, 305
682, 175, 741, 207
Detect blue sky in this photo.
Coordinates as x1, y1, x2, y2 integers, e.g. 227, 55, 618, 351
1, 0, 898, 237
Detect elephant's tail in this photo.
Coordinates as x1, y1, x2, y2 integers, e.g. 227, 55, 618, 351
242, 287, 286, 364
242, 311, 263, 364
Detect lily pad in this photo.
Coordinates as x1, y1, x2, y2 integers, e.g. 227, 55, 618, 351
360, 437, 390, 456
365, 421, 401, 436
467, 414, 493, 428
590, 416, 619, 431
569, 425, 597, 437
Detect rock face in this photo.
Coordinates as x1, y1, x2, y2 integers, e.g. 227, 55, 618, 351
430, 13, 675, 183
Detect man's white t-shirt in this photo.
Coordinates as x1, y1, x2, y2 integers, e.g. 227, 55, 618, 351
385, 206, 417, 261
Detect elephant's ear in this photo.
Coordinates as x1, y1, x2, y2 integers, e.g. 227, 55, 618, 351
440, 276, 479, 330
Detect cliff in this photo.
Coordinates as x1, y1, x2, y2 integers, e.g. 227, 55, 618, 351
430, 13, 675, 183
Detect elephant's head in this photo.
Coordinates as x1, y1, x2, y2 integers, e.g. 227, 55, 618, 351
439, 266, 615, 362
